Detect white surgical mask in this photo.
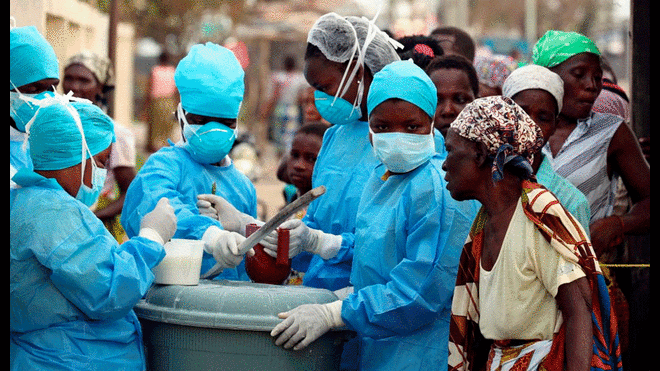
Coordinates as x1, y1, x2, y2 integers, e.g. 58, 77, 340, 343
370, 127, 435, 173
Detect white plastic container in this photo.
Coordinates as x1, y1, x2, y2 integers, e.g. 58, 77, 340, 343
152, 239, 205, 285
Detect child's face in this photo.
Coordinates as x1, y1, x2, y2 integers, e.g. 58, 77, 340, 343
429, 68, 475, 137
286, 133, 322, 192
368, 99, 433, 136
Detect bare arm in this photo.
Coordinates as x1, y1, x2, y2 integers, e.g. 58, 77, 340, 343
590, 122, 650, 256
556, 276, 592, 371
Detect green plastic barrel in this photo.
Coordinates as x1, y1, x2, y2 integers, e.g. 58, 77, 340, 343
134, 279, 348, 370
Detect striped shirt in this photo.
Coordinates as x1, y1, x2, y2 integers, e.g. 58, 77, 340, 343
542, 112, 624, 223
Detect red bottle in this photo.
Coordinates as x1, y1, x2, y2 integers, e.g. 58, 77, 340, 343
244, 223, 292, 285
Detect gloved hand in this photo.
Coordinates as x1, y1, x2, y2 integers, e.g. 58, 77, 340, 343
139, 197, 177, 245
202, 225, 250, 269
260, 219, 342, 260
197, 194, 263, 235
270, 300, 344, 350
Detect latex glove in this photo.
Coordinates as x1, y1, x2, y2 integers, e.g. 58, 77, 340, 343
261, 219, 342, 260
270, 300, 344, 350
201, 226, 250, 269
197, 194, 263, 235
333, 286, 354, 300
139, 197, 177, 245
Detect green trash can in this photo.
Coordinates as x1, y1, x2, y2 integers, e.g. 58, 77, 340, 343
134, 279, 349, 370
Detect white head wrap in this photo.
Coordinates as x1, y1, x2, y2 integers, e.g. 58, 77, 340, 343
502, 64, 564, 113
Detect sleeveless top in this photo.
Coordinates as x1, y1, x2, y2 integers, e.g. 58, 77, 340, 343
541, 112, 623, 222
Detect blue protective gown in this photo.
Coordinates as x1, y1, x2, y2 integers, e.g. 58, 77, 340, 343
340, 157, 479, 370
299, 124, 449, 291
10, 126, 32, 186
298, 120, 380, 291
10, 170, 165, 370
121, 144, 257, 280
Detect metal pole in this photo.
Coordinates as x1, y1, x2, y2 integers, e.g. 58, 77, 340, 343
107, 0, 119, 117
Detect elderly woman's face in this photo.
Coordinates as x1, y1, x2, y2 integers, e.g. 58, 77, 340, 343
63, 64, 103, 103
442, 128, 482, 201
550, 53, 602, 120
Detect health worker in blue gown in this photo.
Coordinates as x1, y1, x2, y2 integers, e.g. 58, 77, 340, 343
196, 13, 404, 292
121, 42, 257, 280
10, 24, 60, 187
10, 97, 177, 370
270, 60, 479, 370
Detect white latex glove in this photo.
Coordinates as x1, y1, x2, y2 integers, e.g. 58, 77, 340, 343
261, 219, 342, 260
139, 197, 177, 245
197, 194, 263, 235
333, 286, 354, 300
201, 226, 250, 269
270, 300, 344, 350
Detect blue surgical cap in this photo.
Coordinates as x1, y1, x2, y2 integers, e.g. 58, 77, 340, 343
367, 60, 437, 119
10, 26, 60, 90
174, 42, 244, 119
29, 99, 115, 171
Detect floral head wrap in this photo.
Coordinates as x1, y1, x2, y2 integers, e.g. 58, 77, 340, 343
66, 50, 115, 89
450, 96, 544, 181
532, 30, 601, 68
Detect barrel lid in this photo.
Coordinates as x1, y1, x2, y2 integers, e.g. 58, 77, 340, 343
134, 279, 338, 331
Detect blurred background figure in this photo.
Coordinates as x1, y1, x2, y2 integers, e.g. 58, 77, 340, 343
396, 34, 444, 69
473, 54, 517, 97
63, 50, 137, 243
261, 55, 307, 155
429, 26, 476, 63
143, 51, 178, 153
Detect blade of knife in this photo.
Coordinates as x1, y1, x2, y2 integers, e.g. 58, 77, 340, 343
200, 185, 326, 279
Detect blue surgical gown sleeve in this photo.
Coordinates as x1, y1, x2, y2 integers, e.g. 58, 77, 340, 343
10, 172, 165, 331
121, 146, 221, 240
340, 160, 475, 339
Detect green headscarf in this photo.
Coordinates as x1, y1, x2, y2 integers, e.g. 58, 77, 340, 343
532, 30, 601, 68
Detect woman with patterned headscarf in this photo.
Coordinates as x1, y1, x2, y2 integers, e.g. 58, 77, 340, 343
443, 96, 622, 371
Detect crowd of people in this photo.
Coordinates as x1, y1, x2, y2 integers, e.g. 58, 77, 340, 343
10, 8, 649, 371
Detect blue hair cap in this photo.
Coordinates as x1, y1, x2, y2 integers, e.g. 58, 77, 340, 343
174, 42, 245, 119
367, 59, 437, 119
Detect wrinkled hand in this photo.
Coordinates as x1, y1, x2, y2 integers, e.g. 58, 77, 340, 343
270, 300, 344, 350
139, 197, 177, 244
202, 226, 251, 269
197, 194, 261, 235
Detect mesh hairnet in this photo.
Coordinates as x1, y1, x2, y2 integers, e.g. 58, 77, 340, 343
307, 13, 400, 75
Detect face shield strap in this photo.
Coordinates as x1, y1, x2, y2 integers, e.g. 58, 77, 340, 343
333, 4, 388, 118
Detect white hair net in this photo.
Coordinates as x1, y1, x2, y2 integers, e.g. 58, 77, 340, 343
307, 13, 401, 75
307, 11, 401, 113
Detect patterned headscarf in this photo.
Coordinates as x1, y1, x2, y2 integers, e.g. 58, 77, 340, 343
473, 54, 517, 88
532, 30, 601, 68
450, 96, 544, 181
66, 50, 115, 89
